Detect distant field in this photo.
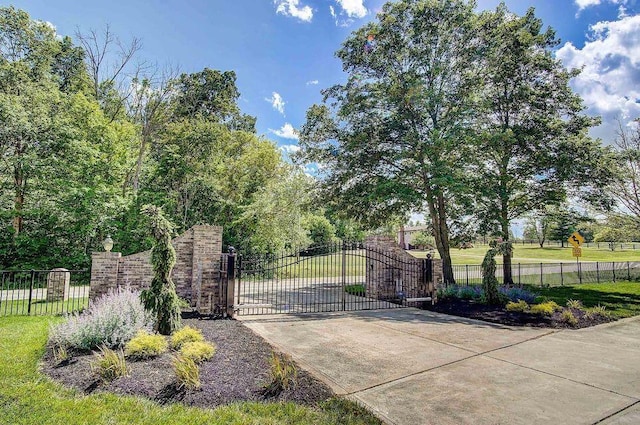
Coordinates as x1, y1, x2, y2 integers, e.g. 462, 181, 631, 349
410, 245, 640, 265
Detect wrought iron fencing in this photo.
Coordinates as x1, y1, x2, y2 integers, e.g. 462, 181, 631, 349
451, 261, 640, 287
492, 240, 640, 250
0, 269, 90, 316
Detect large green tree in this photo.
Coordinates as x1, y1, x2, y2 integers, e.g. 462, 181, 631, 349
0, 7, 136, 269
472, 4, 608, 284
298, 0, 481, 283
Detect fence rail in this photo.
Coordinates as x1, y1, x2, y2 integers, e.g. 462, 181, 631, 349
452, 261, 640, 287
0, 269, 90, 316
485, 240, 640, 250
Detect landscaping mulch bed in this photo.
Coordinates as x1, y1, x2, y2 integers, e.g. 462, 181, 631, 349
42, 318, 333, 408
425, 299, 613, 329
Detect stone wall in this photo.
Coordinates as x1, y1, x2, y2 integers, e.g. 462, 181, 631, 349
365, 235, 443, 304
90, 225, 224, 312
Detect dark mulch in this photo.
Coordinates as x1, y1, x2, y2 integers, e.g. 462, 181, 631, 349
42, 318, 333, 408
425, 299, 613, 329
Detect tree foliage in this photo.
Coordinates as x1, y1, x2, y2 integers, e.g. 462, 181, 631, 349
472, 4, 610, 284
298, 0, 480, 283
0, 7, 327, 270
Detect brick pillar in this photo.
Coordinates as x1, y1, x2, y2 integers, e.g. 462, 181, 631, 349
190, 226, 223, 309
90, 252, 122, 300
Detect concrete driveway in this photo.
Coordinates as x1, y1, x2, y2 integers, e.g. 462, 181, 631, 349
239, 309, 640, 425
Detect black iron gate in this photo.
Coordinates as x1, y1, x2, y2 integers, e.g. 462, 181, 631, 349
231, 242, 435, 316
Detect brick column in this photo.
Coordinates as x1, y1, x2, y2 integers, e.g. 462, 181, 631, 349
190, 226, 223, 308
90, 252, 122, 300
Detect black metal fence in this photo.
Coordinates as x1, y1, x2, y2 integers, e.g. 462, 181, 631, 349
0, 269, 90, 316
501, 240, 640, 250
452, 261, 640, 287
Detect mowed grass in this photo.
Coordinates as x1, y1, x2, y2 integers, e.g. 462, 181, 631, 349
0, 316, 381, 425
411, 245, 640, 265
0, 297, 88, 316
523, 281, 640, 319
250, 251, 368, 279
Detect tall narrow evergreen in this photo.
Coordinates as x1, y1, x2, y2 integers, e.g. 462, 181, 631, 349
140, 205, 181, 335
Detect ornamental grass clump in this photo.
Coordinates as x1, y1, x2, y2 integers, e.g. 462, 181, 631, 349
263, 352, 298, 397
566, 299, 584, 309
49, 287, 153, 351
560, 310, 578, 327
124, 330, 168, 359
91, 345, 128, 382
173, 355, 200, 390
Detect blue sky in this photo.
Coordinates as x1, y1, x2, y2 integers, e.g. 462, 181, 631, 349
10, 0, 640, 156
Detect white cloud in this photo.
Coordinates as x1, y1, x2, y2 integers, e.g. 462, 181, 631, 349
265, 92, 285, 115
556, 14, 640, 142
274, 0, 313, 22
306, 79, 319, 85
269, 123, 299, 139
329, 5, 337, 19
329, 0, 368, 26
335, 0, 368, 18
575, 0, 628, 11
575, 0, 602, 9
279, 144, 301, 154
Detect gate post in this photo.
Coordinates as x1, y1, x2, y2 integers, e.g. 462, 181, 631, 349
341, 241, 347, 311
226, 250, 236, 317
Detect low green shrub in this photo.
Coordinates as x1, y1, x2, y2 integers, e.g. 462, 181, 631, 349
170, 325, 204, 350
437, 286, 459, 301
506, 300, 529, 312
561, 310, 578, 326
125, 330, 168, 359
458, 286, 482, 300
263, 352, 297, 397
530, 301, 561, 316
180, 341, 216, 363
173, 355, 200, 390
91, 345, 128, 382
345, 284, 366, 296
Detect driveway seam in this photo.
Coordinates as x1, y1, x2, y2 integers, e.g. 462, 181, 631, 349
484, 353, 640, 401
592, 400, 640, 424
369, 319, 557, 354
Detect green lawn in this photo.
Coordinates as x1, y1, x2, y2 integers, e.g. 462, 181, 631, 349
0, 297, 88, 316
0, 316, 381, 425
247, 251, 368, 279
523, 281, 640, 319
411, 245, 640, 265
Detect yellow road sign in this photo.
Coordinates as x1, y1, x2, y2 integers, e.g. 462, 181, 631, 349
572, 246, 582, 258
568, 231, 585, 248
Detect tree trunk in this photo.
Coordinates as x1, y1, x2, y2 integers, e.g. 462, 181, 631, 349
12, 165, 25, 235
426, 192, 455, 285
132, 133, 148, 193
501, 213, 514, 286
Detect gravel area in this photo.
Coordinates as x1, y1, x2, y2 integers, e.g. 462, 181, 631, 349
42, 318, 334, 408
